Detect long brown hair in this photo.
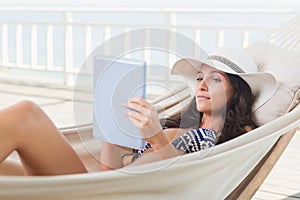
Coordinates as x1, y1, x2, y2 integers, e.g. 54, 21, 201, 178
160, 73, 257, 145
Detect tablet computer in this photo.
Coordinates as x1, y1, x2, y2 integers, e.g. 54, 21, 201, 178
93, 56, 146, 149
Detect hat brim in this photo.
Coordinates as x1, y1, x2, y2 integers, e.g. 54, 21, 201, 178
171, 58, 278, 111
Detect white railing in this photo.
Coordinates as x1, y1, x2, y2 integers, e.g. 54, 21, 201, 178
0, 7, 297, 89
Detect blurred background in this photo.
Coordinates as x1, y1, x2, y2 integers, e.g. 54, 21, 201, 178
0, 0, 298, 90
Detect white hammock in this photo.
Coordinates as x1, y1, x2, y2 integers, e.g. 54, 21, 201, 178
1, 16, 300, 200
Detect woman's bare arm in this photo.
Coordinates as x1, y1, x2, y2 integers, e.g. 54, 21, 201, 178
100, 142, 133, 171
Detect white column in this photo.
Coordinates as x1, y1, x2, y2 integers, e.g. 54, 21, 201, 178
64, 11, 73, 73
1, 24, 8, 66
242, 30, 250, 48
217, 29, 224, 47
16, 24, 23, 67
194, 29, 202, 57
85, 25, 92, 59
46, 24, 54, 69
123, 27, 131, 57
31, 24, 38, 68
144, 28, 151, 77
103, 26, 111, 56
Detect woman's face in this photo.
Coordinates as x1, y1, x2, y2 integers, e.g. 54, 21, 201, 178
195, 64, 233, 115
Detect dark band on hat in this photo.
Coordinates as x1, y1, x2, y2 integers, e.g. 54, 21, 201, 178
208, 55, 245, 73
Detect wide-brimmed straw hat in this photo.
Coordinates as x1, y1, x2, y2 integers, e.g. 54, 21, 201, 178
171, 47, 278, 111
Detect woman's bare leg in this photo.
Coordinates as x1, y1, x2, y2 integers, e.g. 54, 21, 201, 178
0, 158, 24, 176
0, 100, 87, 175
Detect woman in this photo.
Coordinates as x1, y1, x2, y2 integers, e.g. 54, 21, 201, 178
0, 47, 277, 175
100, 47, 278, 170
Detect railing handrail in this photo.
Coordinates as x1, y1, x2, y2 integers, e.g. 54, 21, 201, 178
0, 7, 296, 13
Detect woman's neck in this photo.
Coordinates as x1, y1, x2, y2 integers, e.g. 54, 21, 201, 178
200, 113, 225, 133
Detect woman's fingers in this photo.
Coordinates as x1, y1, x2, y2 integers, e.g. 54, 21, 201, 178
123, 97, 162, 140
123, 97, 152, 117
124, 110, 151, 127
128, 97, 152, 108
123, 97, 155, 127
123, 103, 149, 117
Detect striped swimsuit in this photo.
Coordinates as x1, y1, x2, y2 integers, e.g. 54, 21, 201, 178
137, 128, 217, 155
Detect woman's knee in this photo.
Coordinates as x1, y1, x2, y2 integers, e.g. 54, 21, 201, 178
5, 100, 53, 149
0, 101, 45, 153
12, 100, 45, 128
17, 100, 41, 117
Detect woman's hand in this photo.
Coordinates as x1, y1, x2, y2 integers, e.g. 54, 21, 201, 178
123, 97, 185, 161
123, 97, 162, 143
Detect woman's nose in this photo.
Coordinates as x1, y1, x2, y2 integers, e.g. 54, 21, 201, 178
197, 79, 208, 91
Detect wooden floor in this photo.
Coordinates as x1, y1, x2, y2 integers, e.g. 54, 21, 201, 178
252, 129, 300, 200
0, 82, 299, 199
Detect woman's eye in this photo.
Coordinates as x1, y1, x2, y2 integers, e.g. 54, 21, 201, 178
210, 75, 221, 82
196, 77, 203, 82
212, 78, 221, 82
196, 76, 221, 83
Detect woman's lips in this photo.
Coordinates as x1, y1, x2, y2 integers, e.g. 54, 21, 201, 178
197, 95, 210, 100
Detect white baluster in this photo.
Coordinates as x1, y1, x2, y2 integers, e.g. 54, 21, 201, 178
46, 24, 53, 69
16, 24, 23, 68
1, 24, 8, 66
31, 24, 37, 68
